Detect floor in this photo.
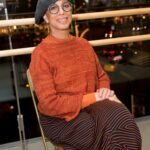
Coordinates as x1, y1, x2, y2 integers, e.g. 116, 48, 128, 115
136, 115, 150, 150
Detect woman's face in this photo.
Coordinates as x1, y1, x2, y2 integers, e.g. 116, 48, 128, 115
45, 0, 72, 33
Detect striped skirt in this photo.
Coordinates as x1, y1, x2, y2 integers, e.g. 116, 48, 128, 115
39, 100, 141, 150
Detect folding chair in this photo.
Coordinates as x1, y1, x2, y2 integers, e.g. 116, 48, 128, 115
26, 69, 63, 150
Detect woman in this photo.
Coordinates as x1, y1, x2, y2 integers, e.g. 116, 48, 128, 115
29, 0, 141, 149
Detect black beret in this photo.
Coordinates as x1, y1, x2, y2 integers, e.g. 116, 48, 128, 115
35, 0, 57, 24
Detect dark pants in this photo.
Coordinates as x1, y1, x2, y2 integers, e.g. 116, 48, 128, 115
39, 100, 141, 150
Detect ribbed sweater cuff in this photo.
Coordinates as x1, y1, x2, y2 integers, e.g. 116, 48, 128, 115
81, 93, 96, 109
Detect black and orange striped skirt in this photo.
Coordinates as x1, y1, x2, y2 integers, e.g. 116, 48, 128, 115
39, 100, 141, 150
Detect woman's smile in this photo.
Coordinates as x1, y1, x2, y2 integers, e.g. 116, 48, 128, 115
57, 16, 68, 24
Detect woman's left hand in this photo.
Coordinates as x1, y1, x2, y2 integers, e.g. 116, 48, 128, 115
96, 88, 121, 103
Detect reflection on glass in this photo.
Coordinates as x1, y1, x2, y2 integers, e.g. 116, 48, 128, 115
0, 0, 150, 145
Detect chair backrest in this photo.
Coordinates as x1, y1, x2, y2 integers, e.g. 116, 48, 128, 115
26, 69, 63, 150
27, 69, 34, 91
26, 69, 48, 150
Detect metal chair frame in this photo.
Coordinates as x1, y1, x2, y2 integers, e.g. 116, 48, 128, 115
26, 69, 63, 150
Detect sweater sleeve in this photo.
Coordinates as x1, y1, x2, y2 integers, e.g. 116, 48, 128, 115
79, 38, 110, 109
82, 93, 96, 109
80, 52, 110, 109
29, 50, 83, 122
80, 38, 110, 89
94, 52, 110, 89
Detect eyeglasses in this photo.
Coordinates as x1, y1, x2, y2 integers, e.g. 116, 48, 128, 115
48, 1, 72, 14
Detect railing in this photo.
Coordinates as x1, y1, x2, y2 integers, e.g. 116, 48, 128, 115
0, 7, 150, 27
0, 7, 150, 57
0, 34, 150, 57
0, 6, 150, 150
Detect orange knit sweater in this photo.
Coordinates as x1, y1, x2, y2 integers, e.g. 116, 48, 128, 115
29, 34, 110, 121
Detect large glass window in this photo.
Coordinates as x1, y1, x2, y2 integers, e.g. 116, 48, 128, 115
0, 0, 150, 145
74, 0, 150, 117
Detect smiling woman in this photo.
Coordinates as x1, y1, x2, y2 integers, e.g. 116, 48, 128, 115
43, 0, 72, 39
29, 0, 141, 149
